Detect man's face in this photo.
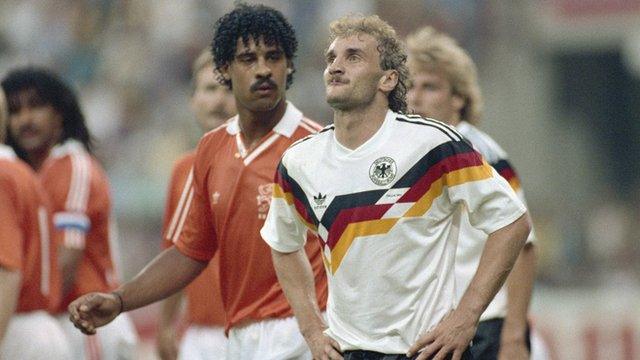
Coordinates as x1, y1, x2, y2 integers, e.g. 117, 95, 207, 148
324, 33, 385, 111
407, 68, 463, 125
191, 64, 236, 132
222, 37, 289, 112
7, 89, 63, 154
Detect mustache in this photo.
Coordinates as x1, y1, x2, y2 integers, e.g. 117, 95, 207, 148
327, 75, 348, 85
250, 78, 277, 92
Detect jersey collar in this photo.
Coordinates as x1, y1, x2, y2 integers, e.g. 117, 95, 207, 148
225, 101, 303, 138
50, 139, 86, 158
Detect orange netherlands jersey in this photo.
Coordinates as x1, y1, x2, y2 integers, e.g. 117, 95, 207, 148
39, 140, 118, 312
174, 102, 328, 332
0, 145, 61, 313
162, 151, 225, 326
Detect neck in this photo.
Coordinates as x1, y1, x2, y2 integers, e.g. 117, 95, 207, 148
443, 115, 461, 127
333, 100, 389, 150
237, 99, 287, 148
25, 147, 50, 171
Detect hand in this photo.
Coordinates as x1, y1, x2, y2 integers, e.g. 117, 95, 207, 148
407, 309, 477, 360
68, 292, 121, 335
304, 329, 343, 360
156, 328, 179, 360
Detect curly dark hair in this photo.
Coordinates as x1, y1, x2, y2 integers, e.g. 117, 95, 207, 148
1, 67, 93, 160
211, 3, 298, 89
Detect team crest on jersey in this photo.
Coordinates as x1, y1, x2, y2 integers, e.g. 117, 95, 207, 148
256, 183, 274, 219
369, 157, 397, 186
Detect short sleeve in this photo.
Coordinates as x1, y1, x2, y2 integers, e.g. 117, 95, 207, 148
0, 176, 23, 271
489, 159, 536, 244
442, 141, 527, 235
48, 155, 92, 250
161, 159, 192, 249
174, 148, 217, 262
261, 160, 308, 253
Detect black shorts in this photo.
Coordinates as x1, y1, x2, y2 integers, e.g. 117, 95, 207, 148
470, 318, 531, 360
342, 347, 473, 360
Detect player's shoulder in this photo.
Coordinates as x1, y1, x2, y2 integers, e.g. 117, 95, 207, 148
198, 120, 234, 150
394, 113, 465, 147
170, 150, 196, 178
285, 122, 334, 159
456, 121, 508, 162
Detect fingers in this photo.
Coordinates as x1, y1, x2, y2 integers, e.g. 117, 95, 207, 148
451, 348, 463, 360
407, 331, 435, 357
68, 294, 101, 335
79, 293, 101, 313
324, 343, 343, 360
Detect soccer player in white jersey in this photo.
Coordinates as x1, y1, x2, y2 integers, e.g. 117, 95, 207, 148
406, 26, 537, 360
261, 15, 531, 360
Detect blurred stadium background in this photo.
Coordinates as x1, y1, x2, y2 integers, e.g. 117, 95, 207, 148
1, 0, 639, 358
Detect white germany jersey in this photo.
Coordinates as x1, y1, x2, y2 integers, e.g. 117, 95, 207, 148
456, 121, 536, 321
261, 110, 526, 353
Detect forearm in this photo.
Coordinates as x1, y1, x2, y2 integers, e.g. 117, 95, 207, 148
502, 243, 536, 340
0, 269, 21, 342
116, 247, 206, 312
458, 214, 530, 321
59, 246, 83, 297
271, 249, 326, 337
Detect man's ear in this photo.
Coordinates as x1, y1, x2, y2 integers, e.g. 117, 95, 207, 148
452, 93, 465, 114
379, 70, 399, 93
218, 63, 231, 82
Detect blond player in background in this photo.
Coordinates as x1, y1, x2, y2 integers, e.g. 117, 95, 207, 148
156, 48, 236, 360
2, 68, 137, 360
0, 87, 70, 358
406, 26, 538, 360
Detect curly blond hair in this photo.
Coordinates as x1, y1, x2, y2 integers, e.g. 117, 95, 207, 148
406, 26, 483, 124
329, 14, 408, 113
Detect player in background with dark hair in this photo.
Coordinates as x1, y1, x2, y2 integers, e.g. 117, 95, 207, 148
2, 67, 138, 360
0, 87, 70, 359
69, 4, 327, 359
156, 48, 235, 360
406, 26, 537, 360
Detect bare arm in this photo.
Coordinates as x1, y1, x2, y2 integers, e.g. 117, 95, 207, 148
59, 246, 83, 297
409, 213, 531, 360
498, 242, 536, 360
69, 247, 206, 335
272, 248, 342, 360
0, 268, 20, 343
156, 291, 184, 360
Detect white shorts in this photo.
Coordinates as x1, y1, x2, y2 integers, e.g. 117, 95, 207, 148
57, 312, 138, 360
178, 325, 227, 360
1, 311, 71, 360
227, 316, 312, 360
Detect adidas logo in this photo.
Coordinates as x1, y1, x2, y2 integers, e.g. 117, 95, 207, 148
313, 192, 327, 206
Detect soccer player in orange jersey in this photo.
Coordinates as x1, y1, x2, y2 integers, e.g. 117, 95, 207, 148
156, 49, 235, 360
0, 88, 70, 358
69, 4, 327, 360
2, 68, 137, 360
